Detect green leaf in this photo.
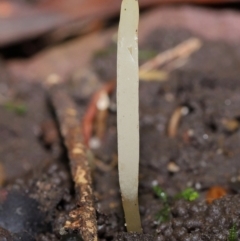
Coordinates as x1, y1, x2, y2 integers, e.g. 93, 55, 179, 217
175, 188, 199, 201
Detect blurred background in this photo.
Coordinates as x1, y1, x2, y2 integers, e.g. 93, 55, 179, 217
1, 1, 240, 240
0, 0, 240, 82
1, 0, 240, 189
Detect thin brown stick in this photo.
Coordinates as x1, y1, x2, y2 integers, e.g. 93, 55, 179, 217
82, 80, 116, 147
140, 37, 202, 72
168, 106, 184, 138
48, 86, 97, 241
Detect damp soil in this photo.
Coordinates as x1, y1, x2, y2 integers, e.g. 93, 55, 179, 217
1, 28, 240, 241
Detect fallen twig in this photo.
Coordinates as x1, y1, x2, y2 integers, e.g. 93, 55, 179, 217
140, 38, 202, 73
82, 39, 201, 144
168, 106, 189, 138
82, 80, 116, 147
48, 85, 97, 241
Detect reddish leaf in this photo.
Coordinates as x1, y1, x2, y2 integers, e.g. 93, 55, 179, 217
206, 186, 227, 204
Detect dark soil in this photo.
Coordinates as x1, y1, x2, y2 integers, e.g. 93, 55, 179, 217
1, 28, 240, 240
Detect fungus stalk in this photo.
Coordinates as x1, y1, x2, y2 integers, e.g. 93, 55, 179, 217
117, 0, 142, 232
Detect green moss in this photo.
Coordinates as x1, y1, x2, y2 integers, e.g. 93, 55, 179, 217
153, 185, 170, 223
228, 224, 237, 241
153, 185, 168, 203
153, 186, 200, 224
156, 205, 171, 223
3, 101, 27, 115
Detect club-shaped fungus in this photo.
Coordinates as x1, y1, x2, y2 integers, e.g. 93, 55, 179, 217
117, 0, 142, 232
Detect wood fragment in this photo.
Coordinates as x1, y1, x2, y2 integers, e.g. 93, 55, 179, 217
168, 106, 184, 138
0, 226, 13, 241
139, 70, 168, 81
94, 109, 108, 141
48, 86, 97, 241
94, 92, 110, 141
95, 155, 118, 172
221, 118, 239, 133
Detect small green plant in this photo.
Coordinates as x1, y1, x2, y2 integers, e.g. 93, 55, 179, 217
228, 224, 237, 241
153, 186, 199, 224
153, 185, 168, 203
175, 188, 199, 201
3, 101, 27, 115
156, 205, 171, 223
153, 185, 171, 223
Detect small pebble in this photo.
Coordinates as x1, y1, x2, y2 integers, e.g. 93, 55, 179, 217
167, 162, 180, 173
202, 134, 208, 140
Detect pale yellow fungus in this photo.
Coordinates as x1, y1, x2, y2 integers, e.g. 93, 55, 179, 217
117, 0, 142, 233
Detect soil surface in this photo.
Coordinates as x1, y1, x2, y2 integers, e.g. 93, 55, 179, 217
1, 28, 240, 241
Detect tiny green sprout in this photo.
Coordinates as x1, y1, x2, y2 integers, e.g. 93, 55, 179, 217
156, 205, 171, 223
175, 188, 199, 201
153, 185, 171, 223
228, 224, 237, 241
153, 185, 168, 203
3, 101, 27, 115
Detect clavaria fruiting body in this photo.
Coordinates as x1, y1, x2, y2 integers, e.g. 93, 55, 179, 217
117, 0, 142, 232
